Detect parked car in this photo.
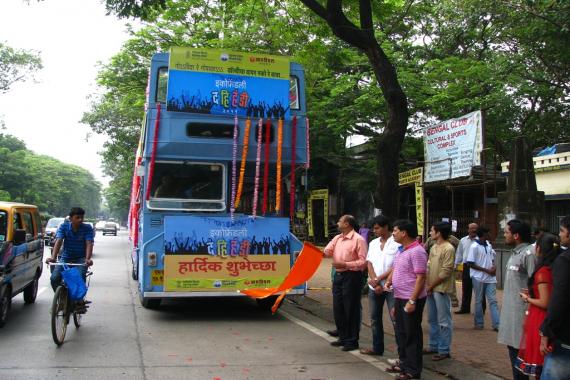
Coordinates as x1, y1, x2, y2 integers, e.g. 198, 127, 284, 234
95, 220, 106, 231
102, 222, 117, 236
44, 217, 65, 247
0, 202, 44, 327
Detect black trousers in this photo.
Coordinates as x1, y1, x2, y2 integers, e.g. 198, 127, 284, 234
332, 271, 363, 347
508, 345, 529, 380
394, 297, 426, 378
459, 264, 473, 312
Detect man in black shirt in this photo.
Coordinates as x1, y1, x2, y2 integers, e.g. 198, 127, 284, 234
539, 215, 570, 380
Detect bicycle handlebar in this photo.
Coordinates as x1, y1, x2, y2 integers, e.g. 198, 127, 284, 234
47, 263, 87, 266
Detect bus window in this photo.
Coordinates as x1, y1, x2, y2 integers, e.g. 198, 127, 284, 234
156, 67, 168, 103
22, 211, 34, 240
13, 213, 23, 231
186, 122, 235, 138
290, 76, 300, 110
149, 161, 226, 212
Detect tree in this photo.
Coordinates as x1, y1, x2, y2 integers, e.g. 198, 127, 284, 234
0, 42, 42, 93
100, 0, 570, 220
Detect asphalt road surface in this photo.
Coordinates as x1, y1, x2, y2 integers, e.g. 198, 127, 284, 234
0, 230, 416, 380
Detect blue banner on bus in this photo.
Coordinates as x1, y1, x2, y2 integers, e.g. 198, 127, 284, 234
166, 70, 290, 118
164, 215, 291, 256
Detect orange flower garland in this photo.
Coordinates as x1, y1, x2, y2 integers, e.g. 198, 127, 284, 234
234, 117, 251, 208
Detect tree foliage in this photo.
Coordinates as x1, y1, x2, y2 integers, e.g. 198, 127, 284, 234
0, 133, 101, 217
96, 0, 570, 218
0, 42, 42, 93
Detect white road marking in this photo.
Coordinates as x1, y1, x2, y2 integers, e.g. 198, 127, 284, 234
279, 309, 396, 375
37, 286, 47, 297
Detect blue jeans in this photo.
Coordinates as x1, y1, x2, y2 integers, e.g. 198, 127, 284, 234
50, 258, 87, 291
542, 342, 570, 380
368, 288, 395, 354
427, 292, 452, 354
472, 279, 500, 329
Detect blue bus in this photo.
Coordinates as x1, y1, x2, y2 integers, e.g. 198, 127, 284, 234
129, 48, 309, 309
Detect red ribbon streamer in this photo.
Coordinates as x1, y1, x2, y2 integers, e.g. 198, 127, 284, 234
290, 116, 297, 221
262, 118, 271, 215
145, 103, 161, 201
240, 242, 323, 313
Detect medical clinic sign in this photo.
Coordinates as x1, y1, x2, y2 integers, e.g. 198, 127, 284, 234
423, 111, 483, 183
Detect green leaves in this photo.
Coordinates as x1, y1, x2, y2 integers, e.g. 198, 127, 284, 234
0, 42, 42, 94
0, 133, 101, 217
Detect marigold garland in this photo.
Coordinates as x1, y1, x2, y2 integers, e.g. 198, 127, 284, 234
262, 117, 271, 215
289, 115, 297, 220
235, 117, 251, 209
276, 118, 284, 213
252, 118, 263, 217
230, 113, 239, 221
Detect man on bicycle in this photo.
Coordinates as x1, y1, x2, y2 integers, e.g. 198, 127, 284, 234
45, 207, 94, 291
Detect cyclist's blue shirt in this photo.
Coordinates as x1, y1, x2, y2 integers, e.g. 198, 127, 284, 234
56, 221, 94, 260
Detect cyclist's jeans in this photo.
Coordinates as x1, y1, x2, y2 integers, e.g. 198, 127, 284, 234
50, 258, 87, 291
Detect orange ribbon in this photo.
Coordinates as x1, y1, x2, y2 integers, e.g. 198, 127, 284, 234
239, 242, 323, 313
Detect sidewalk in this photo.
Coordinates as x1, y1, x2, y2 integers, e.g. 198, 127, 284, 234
296, 257, 511, 380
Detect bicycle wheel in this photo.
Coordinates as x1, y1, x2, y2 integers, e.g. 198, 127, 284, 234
73, 311, 82, 328
51, 286, 68, 346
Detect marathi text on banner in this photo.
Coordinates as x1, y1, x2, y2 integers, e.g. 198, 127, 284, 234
423, 111, 483, 183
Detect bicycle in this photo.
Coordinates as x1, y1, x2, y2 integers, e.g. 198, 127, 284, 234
48, 263, 92, 346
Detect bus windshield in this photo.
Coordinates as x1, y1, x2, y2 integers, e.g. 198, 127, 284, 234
148, 161, 226, 211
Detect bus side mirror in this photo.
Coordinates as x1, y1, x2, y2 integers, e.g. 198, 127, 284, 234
14, 229, 27, 245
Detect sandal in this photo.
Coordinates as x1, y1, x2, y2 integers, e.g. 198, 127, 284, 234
395, 373, 421, 380
359, 347, 382, 356
432, 353, 451, 361
385, 364, 403, 373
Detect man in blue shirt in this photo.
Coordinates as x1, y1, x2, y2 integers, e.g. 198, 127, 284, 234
46, 207, 94, 291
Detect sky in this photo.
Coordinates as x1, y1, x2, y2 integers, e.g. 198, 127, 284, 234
0, 0, 134, 187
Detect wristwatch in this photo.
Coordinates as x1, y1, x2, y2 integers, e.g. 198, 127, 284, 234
408, 300, 416, 305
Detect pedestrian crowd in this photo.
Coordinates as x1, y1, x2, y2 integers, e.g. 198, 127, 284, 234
323, 214, 570, 380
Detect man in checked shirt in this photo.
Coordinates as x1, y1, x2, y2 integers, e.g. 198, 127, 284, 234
324, 214, 367, 352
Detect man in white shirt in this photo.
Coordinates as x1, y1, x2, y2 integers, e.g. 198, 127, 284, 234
360, 215, 400, 356
455, 222, 478, 314
466, 226, 500, 331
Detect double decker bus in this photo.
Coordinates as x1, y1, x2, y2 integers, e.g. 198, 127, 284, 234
129, 48, 309, 308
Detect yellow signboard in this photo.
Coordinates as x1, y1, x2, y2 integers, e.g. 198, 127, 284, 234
399, 168, 424, 236
164, 254, 290, 291
307, 189, 329, 238
399, 167, 423, 186
169, 47, 290, 79
415, 185, 424, 236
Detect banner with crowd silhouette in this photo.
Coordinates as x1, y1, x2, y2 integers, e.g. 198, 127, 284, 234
166, 47, 291, 118
163, 215, 292, 291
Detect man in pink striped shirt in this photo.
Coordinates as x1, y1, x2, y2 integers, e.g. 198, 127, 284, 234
385, 219, 427, 380
324, 214, 367, 351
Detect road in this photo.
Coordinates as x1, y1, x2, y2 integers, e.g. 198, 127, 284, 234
0, 230, 420, 380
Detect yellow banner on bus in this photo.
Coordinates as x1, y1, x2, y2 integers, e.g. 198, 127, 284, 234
164, 254, 291, 291
169, 47, 290, 79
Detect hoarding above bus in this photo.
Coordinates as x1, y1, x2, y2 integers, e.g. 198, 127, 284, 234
166, 47, 291, 118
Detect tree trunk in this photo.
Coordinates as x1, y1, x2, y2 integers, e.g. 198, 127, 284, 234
299, 0, 409, 219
